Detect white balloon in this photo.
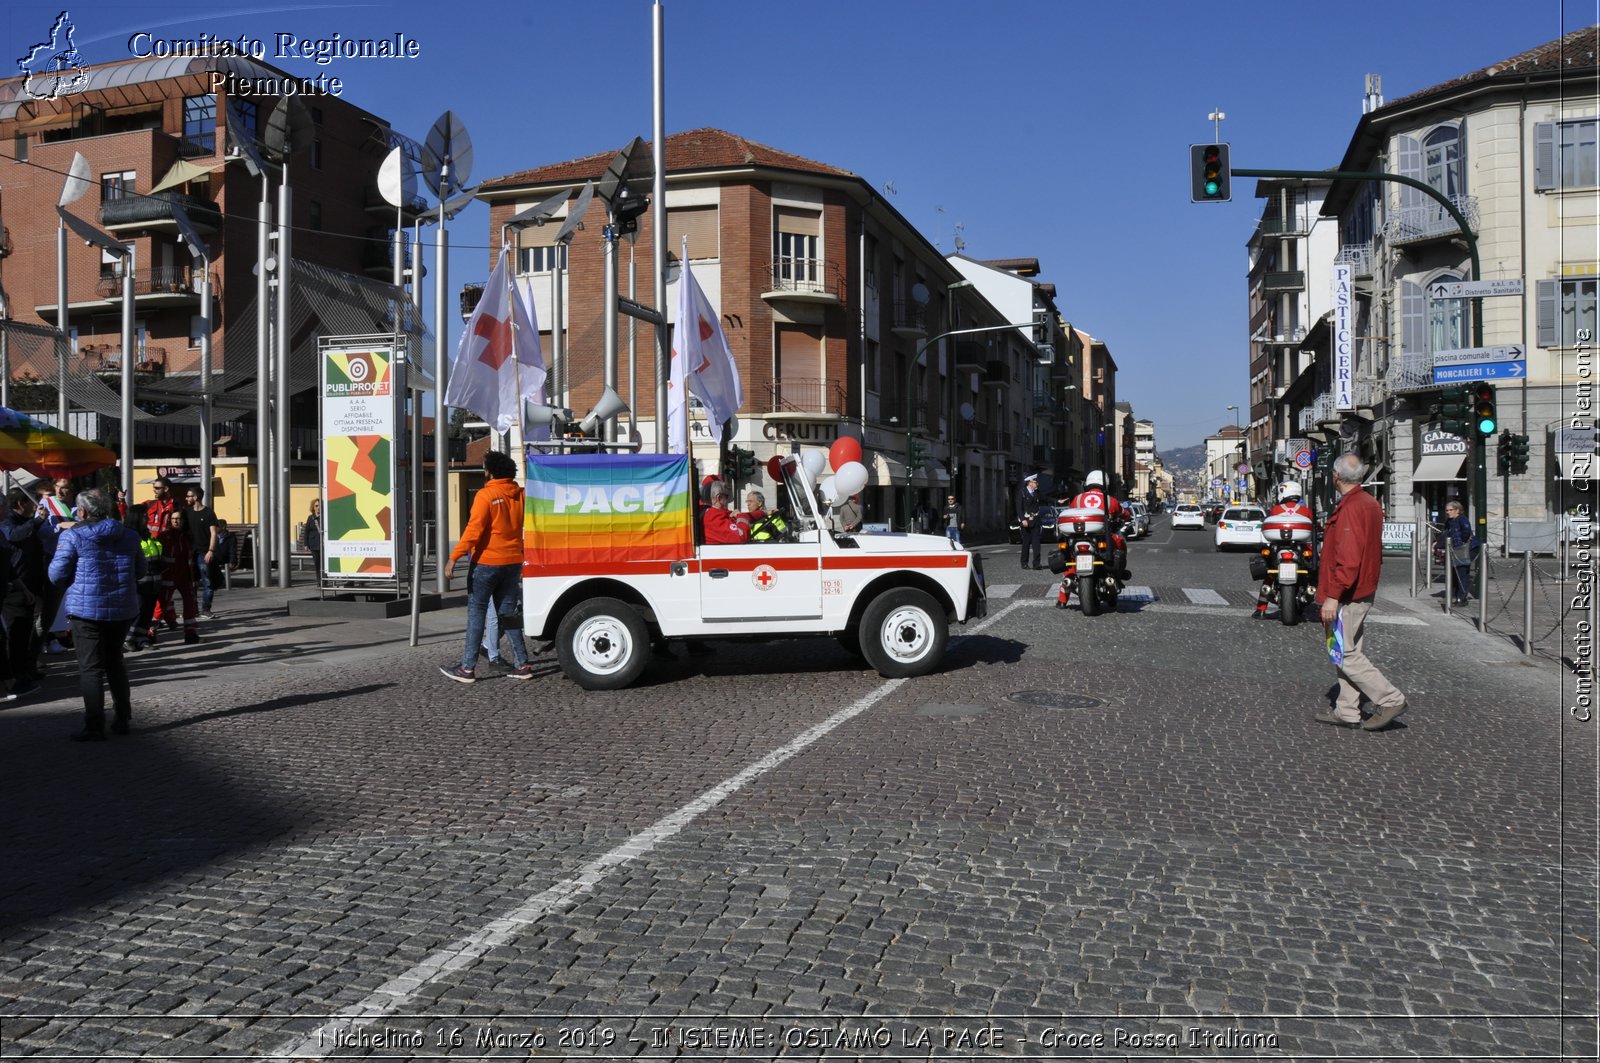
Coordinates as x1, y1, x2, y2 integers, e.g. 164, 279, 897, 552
801, 449, 826, 480
834, 460, 868, 497
818, 475, 838, 506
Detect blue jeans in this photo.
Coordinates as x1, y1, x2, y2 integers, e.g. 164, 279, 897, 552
196, 558, 214, 611
945, 526, 962, 545
461, 562, 527, 671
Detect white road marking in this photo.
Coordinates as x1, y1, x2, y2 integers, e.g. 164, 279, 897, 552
1366, 614, 1428, 626
1183, 588, 1229, 605
986, 584, 1020, 599
274, 602, 1033, 1060
1120, 585, 1156, 601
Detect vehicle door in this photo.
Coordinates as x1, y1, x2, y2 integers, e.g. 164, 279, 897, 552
699, 530, 824, 621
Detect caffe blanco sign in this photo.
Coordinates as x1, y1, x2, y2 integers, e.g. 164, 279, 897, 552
1421, 428, 1469, 456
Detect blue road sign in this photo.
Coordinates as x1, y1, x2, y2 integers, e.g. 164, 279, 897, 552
1432, 361, 1527, 383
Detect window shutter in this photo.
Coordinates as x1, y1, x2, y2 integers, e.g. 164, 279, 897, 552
774, 207, 820, 236
1536, 279, 1557, 347
667, 206, 719, 261
1395, 134, 1423, 211
1401, 280, 1426, 355
1534, 122, 1555, 190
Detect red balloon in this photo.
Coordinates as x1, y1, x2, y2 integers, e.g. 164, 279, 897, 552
766, 455, 784, 480
829, 435, 863, 471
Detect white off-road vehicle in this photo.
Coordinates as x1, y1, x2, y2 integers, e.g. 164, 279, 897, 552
521, 449, 987, 690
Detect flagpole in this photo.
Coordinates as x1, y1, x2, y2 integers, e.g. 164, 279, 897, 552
652, 0, 669, 454
505, 248, 525, 482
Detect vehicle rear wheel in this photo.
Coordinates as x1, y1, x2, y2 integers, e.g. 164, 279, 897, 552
1281, 588, 1300, 626
859, 588, 947, 678
556, 597, 649, 690
1079, 573, 1100, 617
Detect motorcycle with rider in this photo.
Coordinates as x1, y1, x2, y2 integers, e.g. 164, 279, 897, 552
1049, 470, 1129, 616
1250, 480, 1319, 625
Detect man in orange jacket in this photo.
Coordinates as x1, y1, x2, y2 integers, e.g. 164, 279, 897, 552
440, 450, 534, 683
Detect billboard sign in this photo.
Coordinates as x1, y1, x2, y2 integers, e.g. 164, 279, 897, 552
320, 340, 402, 578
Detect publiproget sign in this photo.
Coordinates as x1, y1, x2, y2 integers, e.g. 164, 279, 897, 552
321, 342, 399, 577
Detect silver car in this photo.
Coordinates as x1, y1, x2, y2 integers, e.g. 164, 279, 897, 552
1122, 501, 1151, 538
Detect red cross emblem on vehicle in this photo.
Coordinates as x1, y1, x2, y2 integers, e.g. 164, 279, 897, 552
752, 564, 777, 590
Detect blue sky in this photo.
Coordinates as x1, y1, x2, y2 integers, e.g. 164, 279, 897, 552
7, 0, 1593, 449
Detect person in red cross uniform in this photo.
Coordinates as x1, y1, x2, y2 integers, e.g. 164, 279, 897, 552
1065, 470, 1128, 577
701, 480, 750, 544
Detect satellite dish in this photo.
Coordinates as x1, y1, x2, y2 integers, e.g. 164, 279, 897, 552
422, 111, 473, 197
508, 187, 571, 229
959, 402, 975, 421
554, 180, 595, 244
418, 186, 477, 224
169, 203, 209, 260
910, 282, 930, 306
262, 98, 312, 161
58, 152, 92, 207
597, 137, 650, 206
376, 147, 417, 210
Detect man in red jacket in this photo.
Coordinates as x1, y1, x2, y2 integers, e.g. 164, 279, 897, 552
440, 450, 533, 684
701, 480, 749, 544
1315, 453, 1407, 730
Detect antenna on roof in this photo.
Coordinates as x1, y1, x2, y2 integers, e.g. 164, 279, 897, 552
883, 180, 897, 197
1363, 74, 1383, 114
953, 222, 966, 254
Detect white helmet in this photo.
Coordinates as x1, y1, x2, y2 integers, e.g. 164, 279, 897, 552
1085, 470, 1106, 488
1277, 481, 1303, 502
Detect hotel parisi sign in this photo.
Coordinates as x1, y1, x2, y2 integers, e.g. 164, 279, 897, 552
1421, 428, 1469, 457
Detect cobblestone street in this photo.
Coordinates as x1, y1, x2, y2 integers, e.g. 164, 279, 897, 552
0, 529, 1593, 1059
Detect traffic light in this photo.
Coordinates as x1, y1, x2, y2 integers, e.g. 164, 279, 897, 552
1190, 143, 1231, 202
729, 446, 757, 482
908, 440, 928, 467
1507, 432, 1531, 474
1471, 382, 1497, 436
1496, 429, 1513, 476
1430, 386, 1470, 436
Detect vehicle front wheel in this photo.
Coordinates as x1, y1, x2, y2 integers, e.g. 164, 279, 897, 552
556, 597, 649, 690
859, 588, 948, 678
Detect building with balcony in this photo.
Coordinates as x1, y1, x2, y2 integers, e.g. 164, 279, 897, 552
1314, 25, 1600, 533
478, 128, 1055, 534
0, 53, 416, 459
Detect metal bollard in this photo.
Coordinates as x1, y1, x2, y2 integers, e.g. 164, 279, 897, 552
1410, 527, 1418, 598
1425, 523, 1435, 596
409, 522, 430, 648
1521, 550, 1534, 655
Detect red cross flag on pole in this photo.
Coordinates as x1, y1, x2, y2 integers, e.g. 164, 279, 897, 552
444, 245, 546, 434
668, 241, 741, 453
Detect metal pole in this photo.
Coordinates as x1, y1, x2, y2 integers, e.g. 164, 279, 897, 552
275, 180, 293, 589
652, 0, 669, 452
1479, 542, 1489, 631
602, 226, 618, 444
56, 221, 68, 426
1424, 521, 1434, 594
627, 242, 638, 440
1521, 550, 1533, 654
119, 248, 135, 500
551, 254, 564, 408
409, 521, 428, 647
255, 185, 271, 587
1, 326, 9, 410
198, 259, 213, 500
1410, 523, 1418, 598
433, 225, 449, 593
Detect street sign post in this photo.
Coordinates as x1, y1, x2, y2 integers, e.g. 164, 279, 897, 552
1432, 344, 1526, 366
1433, 362, 1528, 383
1425, 278, 1524, 300
1293, 449, 1313, 470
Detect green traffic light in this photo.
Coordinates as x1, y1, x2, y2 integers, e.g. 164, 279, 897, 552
1478, 417, 1496, 434
1205, 180, 1219, 195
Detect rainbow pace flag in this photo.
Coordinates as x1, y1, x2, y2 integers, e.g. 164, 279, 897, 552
524, 452, 693, 570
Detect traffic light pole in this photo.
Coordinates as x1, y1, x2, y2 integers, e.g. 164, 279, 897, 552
1232, 167, 1486, 545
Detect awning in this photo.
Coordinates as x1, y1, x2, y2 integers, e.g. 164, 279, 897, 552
870, 453, 907, 487
151, 158, 224, 194
1411, 453, 1467, 482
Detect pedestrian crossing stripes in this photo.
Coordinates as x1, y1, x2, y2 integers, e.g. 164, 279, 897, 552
1120, 585, 1156, 602
1183, 588, 1229, 605
980, 581, 1424, 625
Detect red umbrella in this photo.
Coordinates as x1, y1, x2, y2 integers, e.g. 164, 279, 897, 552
0, 407, 118, 480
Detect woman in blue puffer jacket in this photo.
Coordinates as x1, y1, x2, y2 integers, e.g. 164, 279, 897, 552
48, 488, 145, 741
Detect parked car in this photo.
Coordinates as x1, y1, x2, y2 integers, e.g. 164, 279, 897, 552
1121, 501, 1150, 539
1215, 505, 1267, 550
1204, 501, 1227, 525
1171, 503, 1205, 530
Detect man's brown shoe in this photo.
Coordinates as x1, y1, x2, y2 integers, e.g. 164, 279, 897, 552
1362, 702, 1408, 730
1314, 712, 1362, 728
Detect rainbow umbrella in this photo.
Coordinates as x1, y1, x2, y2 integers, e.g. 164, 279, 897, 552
0, 407, 118, 480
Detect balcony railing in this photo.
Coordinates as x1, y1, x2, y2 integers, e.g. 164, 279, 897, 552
178, 130, 216, 158
767, 377, 847, 417
96, 265, 212, 299
1032, 444, 1051, 465
1311, 391, 1337, 423
1031, 389, 1057, 415
891, 299, 928, 334
1297, 407, 1315, 432
954, 341, 985, 367
1261, 214, 1308, 237
101, 191, 220, 231
1353, 378, 1384, 408
983, 359, 1011, 388
1262, 270, 1305, 293
79, 342, 167, 375
1386, 353, 1436, 394
1336, 242, 1374, 278
766, 258, 842, 301
1383, 193, 1479, 247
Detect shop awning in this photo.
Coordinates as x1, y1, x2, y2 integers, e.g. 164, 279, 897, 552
870, 453, 907, 486
1411, 453, 1467, 482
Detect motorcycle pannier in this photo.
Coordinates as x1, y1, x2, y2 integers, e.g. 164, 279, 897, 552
1248, 554, 1269, 582
1057, 505, 1108, 534
1047, 548, 1069, 574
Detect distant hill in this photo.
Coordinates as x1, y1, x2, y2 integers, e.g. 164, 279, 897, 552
1159, 443, 1205, 473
